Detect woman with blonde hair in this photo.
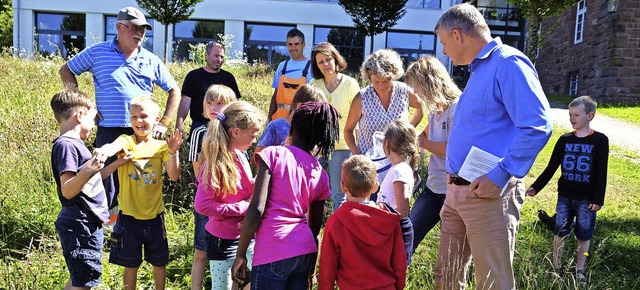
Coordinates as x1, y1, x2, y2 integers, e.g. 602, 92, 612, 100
404, 55, 461, 251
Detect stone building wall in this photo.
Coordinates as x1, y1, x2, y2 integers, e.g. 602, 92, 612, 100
535, 0, 639, 104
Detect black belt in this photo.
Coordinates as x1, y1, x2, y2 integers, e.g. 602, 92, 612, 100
450, 174, 471, 186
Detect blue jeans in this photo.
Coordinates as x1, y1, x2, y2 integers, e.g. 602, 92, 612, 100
193, 210, 209, 251
328, 150, 350, 213
250, 253, 314, 290
409, 185, 446, 251
555, 195, 597, 240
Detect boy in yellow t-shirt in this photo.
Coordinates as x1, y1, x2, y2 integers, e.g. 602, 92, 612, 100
97, 95, 182, 290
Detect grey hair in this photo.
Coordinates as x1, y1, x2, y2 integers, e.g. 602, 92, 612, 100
360, 48, 405, 81
435, 3, 490, 37
205, 41, 225, 54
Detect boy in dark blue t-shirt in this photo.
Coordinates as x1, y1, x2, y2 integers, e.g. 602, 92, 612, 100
50, 87, 111, 288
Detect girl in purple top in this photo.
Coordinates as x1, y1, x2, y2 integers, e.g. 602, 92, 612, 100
231, 102, 340, 290
194, 101, 266, 290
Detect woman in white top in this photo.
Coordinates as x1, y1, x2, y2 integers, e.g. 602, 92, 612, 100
344, 48, 424, 156
404, 55, 461, 251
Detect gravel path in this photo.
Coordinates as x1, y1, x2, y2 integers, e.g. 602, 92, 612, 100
548, 107, 640, 156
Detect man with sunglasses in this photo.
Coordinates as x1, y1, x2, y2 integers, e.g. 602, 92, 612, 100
59, 6, 180, 217
267, 28, 313, 121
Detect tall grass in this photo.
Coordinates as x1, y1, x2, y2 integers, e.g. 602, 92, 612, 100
1, 53, 639, 289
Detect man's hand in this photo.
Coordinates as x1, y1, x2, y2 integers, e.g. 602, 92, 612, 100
152, 122, 169, 140
469, 175, 502, 199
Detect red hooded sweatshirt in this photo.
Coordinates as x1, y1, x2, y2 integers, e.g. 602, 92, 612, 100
319, 201, 407, 290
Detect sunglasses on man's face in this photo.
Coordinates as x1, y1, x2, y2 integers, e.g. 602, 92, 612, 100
119, 22, 147, 34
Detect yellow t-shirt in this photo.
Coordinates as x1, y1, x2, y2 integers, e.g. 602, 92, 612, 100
115, 134, 170, 220
310, 75, 360, 150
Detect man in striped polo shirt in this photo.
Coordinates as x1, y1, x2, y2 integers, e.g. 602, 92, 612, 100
59, 6, 180, 213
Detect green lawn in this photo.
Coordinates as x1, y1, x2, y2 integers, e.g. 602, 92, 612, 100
1, 53, 639, 289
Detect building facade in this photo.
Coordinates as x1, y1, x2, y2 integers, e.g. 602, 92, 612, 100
535, 0, 639, 103
12, 0, 453, 68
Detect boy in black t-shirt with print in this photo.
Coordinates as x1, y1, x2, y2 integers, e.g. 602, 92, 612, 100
526, 95, 609, 285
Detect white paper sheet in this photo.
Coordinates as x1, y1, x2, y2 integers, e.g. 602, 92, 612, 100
458, 146, 501, 183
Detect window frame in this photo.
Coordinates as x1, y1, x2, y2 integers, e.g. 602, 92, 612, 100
569, 73, 579, 96
35, 12, 86, 58
104, 15, 154, 52
244, 22, 295, 65
574, 0, 587, 44
172, 19, 224, 62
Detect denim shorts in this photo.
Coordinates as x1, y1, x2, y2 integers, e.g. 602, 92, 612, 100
251, 253, 314, 290
109, 212, 169, 268
55, 217, 103, 287
193, 210, 209, 251
206, 233, 239, 261
555, 195, 597, 240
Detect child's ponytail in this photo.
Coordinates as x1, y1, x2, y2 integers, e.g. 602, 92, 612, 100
201, 101, 266, 196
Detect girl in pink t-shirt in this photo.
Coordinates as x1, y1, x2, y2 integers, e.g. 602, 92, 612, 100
231, 102, 340, 289
194, 101, 265, 290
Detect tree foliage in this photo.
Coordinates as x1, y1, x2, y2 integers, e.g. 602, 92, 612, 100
135, 0, 204, 62
507, 0, 576, 61
0, 0, 12, 48
338, 0, 408, 53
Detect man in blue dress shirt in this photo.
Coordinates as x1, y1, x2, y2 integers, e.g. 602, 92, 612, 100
432, 4, 552, 290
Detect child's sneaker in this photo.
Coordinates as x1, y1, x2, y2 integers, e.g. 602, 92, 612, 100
576, 270, 588, 285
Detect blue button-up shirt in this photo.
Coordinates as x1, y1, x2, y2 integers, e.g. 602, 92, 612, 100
67, 38, 177, 127
446, 38, 552, 187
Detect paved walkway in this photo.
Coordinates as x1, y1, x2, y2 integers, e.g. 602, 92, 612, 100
548, 106, 640, 156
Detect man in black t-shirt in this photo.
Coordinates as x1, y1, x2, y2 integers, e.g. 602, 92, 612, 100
176, 41, 241, 133
175, 40, 241, 290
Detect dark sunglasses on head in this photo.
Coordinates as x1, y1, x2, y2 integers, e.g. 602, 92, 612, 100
282, 82, 300, 89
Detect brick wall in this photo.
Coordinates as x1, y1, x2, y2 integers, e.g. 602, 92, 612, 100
535, 0, 639, 104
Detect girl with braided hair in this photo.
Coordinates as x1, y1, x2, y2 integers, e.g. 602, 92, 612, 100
231, 102, 340, 289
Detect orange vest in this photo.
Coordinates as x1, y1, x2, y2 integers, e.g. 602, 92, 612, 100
272, 60, 311, 120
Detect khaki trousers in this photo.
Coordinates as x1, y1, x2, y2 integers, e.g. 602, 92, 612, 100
434, 178, 524, 290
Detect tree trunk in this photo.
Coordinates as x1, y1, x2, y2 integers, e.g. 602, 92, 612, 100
163, 25, 169, 63
526, 16, 542, 63
369, 33, 374, 55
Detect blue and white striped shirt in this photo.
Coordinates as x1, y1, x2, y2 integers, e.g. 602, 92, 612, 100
67, 38, 177, 127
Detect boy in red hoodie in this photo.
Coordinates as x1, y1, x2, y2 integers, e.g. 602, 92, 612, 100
319, 155, 407, 290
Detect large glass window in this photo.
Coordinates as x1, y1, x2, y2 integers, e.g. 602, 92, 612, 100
36, 12, 86, 58
406, 0, 441, 9
105, 16, 154, 52
574, 0, 586, 44
173, 20, 224, 61
314, 26, 365, 74
386, 31, 436, 67
244, 23, 294, 65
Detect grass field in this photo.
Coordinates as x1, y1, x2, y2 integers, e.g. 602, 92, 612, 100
1, 53, 639, 289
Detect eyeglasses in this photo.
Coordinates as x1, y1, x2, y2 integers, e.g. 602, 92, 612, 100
118, 22, 147, 33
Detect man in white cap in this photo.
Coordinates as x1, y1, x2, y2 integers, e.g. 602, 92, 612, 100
59, 6, 180, 218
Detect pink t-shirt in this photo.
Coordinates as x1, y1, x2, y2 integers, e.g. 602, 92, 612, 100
194, 149, 254, 240
252, 145, 330, 266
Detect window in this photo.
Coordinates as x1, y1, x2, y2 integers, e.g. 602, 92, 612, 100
173, 20, 224, 61
406, 0, 441, 9
244, 23, 295, 65
569, 73, 579, 96
574, 0, 586, 44
105, 16, 154, 51
314, 26, 365, 74
386, 31, 436, 67
36, 12, 86, 58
